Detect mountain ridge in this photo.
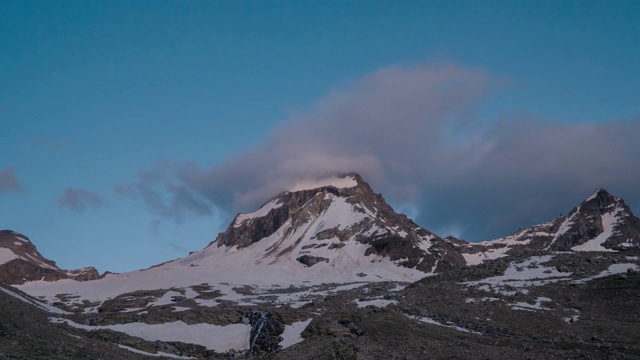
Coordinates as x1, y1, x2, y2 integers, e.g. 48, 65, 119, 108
457, 187, 640, 265
3, 175, 640, 284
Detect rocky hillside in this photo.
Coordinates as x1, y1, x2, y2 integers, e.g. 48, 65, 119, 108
456, 188, 640, 265
0, 230, 99, 285
0, 284, 182, 359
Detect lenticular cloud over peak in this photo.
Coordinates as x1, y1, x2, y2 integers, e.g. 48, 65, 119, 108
123, 63, 640, 242
179, 63, 493, 208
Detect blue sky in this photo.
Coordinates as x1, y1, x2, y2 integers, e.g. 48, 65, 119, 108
1, 1, 639, 273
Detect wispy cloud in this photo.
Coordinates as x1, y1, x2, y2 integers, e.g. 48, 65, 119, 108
0, 166, 22, 193
57, 188, 106, 212
115, 163, 212, 223
121, 63, 640, 241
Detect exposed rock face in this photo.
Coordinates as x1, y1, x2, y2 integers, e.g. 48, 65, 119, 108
0, 230, 99, 284
456, 188, 640, 265
213, 174, 466, 275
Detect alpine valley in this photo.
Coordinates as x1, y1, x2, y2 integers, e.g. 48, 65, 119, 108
1, 174, 639, 359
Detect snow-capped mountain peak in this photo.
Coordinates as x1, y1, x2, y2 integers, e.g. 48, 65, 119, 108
189, 173, 466, 280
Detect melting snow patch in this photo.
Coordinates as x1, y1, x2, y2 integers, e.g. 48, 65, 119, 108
0, 248, 19, 266
121, 307, 146, 313
279, 318, 313, 349
0, 286, 70, 314
117, 344, 193, 359
406, 315, 482, 335
465, 297, 500, 304
354, 298, 397, 308
50, 318, 251, 352
463, 256, 571, 295
563, 314, 580, 323
391, 284, 407, 291
510, 297, 552, 311
172, 306, 191, 312
462, 246, 511, 266
572, 263, 639, 284
148, 291, 184, 307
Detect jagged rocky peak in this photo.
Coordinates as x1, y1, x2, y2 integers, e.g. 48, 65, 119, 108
553, 187, 639, 252
584, 187, 615, 202
211, 173, 466, 275
0, 230, 100, 284
576, 188, 628, 219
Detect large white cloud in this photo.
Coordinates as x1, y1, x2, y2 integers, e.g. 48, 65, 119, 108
119, 63, 640, 241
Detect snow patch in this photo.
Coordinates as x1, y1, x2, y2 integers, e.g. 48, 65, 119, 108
465, 297, 500, 304
0, 248, 19, 265
172, 306, 191, 312
279, 318, 313, 349
564, 315, 580, 323
117, 345, 193, 359
51, 318, 251, 352
406, 315, 482, 335
510, 297, 552, 311
290, 176, 358, 192
585, 189, 603, 202
572, 207, 623, 252
235, 199, 283, 227
462, 246, 511, 266
148, 291, 184, 307
572, 263, 639, 284
0, 286, 70, 314
354, 298, 397, 308
463, 256, 571, 295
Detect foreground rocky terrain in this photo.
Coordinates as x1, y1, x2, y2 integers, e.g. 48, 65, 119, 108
276, 253, 640, 359
1, 249, 638, 359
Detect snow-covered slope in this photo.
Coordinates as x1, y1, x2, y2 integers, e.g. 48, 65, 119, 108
457, 189, 640, 265
0, 230, 99, 284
